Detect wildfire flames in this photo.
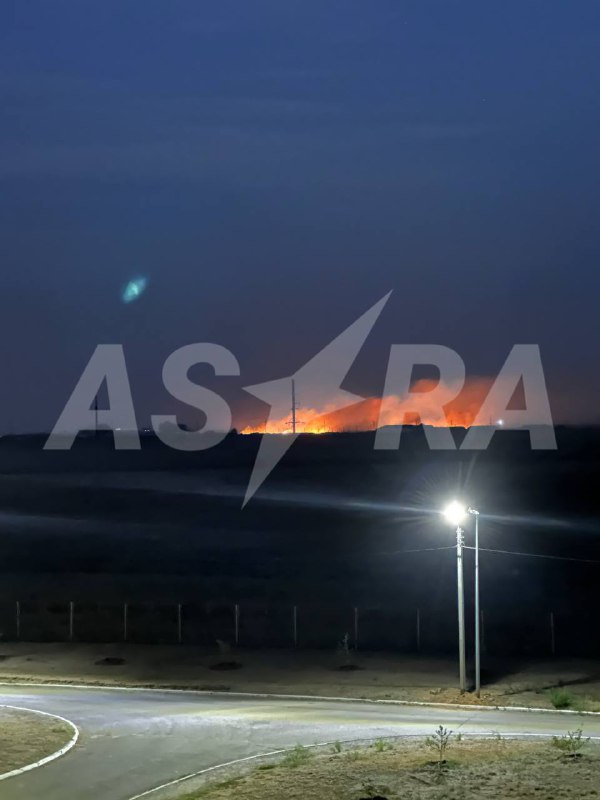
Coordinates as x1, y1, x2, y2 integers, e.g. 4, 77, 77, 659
240, 378, 499, 434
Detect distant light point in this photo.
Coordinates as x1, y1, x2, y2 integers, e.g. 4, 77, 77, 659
121, 276, 148, 304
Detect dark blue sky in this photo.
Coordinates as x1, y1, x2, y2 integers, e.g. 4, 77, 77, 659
2, 0, 599, 431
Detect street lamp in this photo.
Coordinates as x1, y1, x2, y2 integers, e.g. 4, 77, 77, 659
468, 507, 481, 697
443, 501, 467, 693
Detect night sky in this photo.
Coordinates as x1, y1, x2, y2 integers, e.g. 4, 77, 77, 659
2, 1, 600, 434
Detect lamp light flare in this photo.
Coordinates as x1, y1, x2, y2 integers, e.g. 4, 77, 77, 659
443, 500, 467, 527
121, 276, 148, 304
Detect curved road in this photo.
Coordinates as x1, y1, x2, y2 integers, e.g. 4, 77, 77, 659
1, 685, 599, 800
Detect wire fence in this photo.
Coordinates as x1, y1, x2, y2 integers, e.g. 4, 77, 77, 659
0, 600, 596, 656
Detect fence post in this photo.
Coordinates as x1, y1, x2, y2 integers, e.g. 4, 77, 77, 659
177, 603, 183, 644
292, 605, 298, 647
354, 607, 359, 650
234, 604, 240, 646
416, 608, 421, 653
550, 611, 556, 656
69, 601, 74, 642
123, 603, 128, 642
16, 601, 20, 641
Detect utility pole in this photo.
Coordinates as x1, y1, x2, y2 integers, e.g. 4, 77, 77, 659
469, 508, 481, 697
291, 378, 297, 435
456, 525, 467, 693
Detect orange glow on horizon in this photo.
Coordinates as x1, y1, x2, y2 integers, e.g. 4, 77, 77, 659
240, 378, 497, 435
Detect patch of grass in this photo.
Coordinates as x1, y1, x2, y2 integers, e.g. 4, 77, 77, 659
359, 778, 390, 798
181, 776, 242, 798
551, 729, 589, 757
198, 685, 231, 692
371, 738, 393, 753
281, 745, 313, 768
549, 688, 575, 709
0, 708, 74, 775
178, 739, 600, 800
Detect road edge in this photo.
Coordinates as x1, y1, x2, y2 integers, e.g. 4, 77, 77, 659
0, 704, 79, 782
1, 679, 599, 716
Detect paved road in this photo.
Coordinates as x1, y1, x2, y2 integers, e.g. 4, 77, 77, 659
1, 685, 599, 800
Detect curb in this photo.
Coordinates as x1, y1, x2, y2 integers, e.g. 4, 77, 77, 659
0, 679, 598, 716
0, 704, 79, 782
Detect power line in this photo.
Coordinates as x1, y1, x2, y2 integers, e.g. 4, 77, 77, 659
269, 545, 457, 564
381, 545, 456, 556
248, 544, 600, 566
465, 545, 600, 565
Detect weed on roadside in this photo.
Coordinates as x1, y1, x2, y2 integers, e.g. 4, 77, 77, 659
281, 745, 313, 768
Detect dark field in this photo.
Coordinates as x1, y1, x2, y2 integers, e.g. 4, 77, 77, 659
1, 426, 599, 658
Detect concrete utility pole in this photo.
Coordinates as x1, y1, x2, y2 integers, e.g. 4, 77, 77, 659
444, 501, 480, 695
469, 507, 481, 697
443, 502, 468, 693
456, 525, 467, 693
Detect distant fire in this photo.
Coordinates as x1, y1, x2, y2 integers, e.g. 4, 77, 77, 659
240, 378, 498, 434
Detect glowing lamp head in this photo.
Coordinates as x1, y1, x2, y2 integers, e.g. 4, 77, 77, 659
443, 501, 467, 527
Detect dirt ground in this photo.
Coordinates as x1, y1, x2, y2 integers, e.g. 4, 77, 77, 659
178, 739, 600, 800
1, 643, 600, 711
0, 707, 73, 774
